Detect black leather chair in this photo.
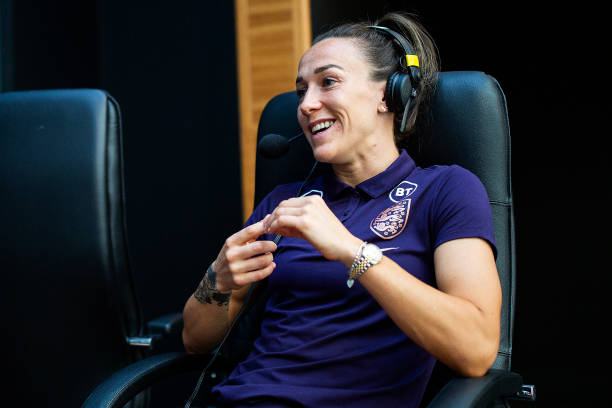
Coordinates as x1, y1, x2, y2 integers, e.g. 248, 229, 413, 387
1, 89, 182, 407
82, 71, 533, 407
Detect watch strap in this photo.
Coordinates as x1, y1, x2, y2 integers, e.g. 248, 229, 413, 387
347, 242, 381, 288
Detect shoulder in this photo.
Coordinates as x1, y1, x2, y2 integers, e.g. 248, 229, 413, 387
418, 164, 488, 201
423, 165, 496, 256
423, 164, 482, 185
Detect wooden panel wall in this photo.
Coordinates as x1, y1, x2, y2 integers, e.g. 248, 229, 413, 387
235, 0, 311, 220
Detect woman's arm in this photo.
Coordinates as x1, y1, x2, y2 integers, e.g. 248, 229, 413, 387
355, 237, 501, 377
264, 195, 501, 377
182, 218, 277, 354
182, 284, 250, 354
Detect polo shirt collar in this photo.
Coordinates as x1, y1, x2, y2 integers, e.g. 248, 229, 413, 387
321, 149, 416, 199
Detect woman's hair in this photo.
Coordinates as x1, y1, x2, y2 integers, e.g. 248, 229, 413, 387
312, 12, 440, 153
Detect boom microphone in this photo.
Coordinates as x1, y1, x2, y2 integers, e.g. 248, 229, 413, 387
257, 132, 303, 159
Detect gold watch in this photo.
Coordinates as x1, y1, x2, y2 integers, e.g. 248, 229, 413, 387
347, 242, 383, 288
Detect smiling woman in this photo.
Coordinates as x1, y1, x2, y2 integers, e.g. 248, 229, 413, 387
182, 11, 501, 408
295, 37, 397, 183
309, 14, 440, 147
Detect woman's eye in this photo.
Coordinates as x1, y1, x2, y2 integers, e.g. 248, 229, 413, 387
322, 77, 337, 87
296, 89, 306, 99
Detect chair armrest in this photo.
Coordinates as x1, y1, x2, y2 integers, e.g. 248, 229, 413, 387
81, 352, 209, 408
147, 312, 184, 335
126, 313, 184, 349
427, 369, 522, 408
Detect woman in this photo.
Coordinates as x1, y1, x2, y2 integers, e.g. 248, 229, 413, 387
182, 12, 501, 407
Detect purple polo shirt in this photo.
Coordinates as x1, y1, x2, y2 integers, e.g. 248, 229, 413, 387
212, 150, 496, 407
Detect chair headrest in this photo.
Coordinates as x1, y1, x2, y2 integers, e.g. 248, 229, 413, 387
254, 71, 511, 205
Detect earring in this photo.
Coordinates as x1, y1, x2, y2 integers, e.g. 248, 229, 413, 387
379, 105, 388, 113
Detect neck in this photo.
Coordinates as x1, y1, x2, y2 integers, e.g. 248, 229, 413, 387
332, 144, 400, 187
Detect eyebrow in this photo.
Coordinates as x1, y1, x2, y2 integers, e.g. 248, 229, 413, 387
296, 64, 344, 84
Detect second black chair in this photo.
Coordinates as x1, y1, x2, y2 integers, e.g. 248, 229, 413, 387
1, 89, 182, 407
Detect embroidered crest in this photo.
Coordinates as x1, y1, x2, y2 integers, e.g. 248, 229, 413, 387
370, 199, 411, 239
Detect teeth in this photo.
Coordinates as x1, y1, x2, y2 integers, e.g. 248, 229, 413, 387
312, 121, 334, 133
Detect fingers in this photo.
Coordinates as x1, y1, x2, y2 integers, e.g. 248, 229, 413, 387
228, 252, 274, 276
261, 194, 357, 262
265, 207, 303, 231
226, 218, 268, 246
229, 261, 276, 288
264, 197, 321, 236
264, 214, 305, 238
216, 217, 278, 292
218, 255, 276, 291
276, 195, 323, 208
225, 239, 277, 262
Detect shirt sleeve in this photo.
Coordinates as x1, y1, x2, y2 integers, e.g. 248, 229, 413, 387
431, 165, 497, 259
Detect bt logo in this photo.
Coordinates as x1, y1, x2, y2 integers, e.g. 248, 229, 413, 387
389, 181, 418, 203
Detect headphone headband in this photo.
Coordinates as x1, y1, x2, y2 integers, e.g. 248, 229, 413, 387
367, 26, 420, 69
367, 25, 421, 133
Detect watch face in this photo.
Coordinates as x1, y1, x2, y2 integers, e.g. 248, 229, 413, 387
363, 244, 383, 263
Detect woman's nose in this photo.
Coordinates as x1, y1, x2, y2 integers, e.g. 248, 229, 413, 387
299, 88, 322, 116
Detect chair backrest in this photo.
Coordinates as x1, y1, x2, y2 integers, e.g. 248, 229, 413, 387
1, 89, 144, 406
254, 71, 515, 371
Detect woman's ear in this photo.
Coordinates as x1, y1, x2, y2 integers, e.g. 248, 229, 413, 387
377, 82, 388, 113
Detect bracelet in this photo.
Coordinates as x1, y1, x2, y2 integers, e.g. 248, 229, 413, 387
349, 256, 369, 280
349, 241, 367, 273
347, 241, 367, 288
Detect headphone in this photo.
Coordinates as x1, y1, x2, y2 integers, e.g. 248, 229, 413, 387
368, 25, 421, 133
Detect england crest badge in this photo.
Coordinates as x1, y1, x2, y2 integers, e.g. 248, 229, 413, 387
370, 198, 411, 240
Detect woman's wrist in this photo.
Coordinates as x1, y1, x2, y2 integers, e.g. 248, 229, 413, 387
193, 278, 231, 308
193, 263, 231, 308
339, 236, 366, 267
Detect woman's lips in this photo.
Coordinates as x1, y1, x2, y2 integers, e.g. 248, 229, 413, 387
310, 120, 335, 139
309, 119, 336, 134
308, 118, 336, 133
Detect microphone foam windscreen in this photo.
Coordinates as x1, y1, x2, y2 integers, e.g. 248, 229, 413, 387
258, 133, 290, 159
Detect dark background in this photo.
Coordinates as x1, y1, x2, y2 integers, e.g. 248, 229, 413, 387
2, 0, 610, 406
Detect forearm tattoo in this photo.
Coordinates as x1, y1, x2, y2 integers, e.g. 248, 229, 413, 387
194, 279, 230, 309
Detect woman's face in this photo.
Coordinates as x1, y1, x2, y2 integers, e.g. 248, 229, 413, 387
296, 37, 389, 164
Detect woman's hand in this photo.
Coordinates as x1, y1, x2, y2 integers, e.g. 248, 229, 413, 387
183, 218, 277, 354
212, 218, 278, 293
263, 195, 361, 264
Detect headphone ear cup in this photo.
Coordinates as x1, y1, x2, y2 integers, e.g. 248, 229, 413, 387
385, 71, 413, 113
384, 73, 397, 111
